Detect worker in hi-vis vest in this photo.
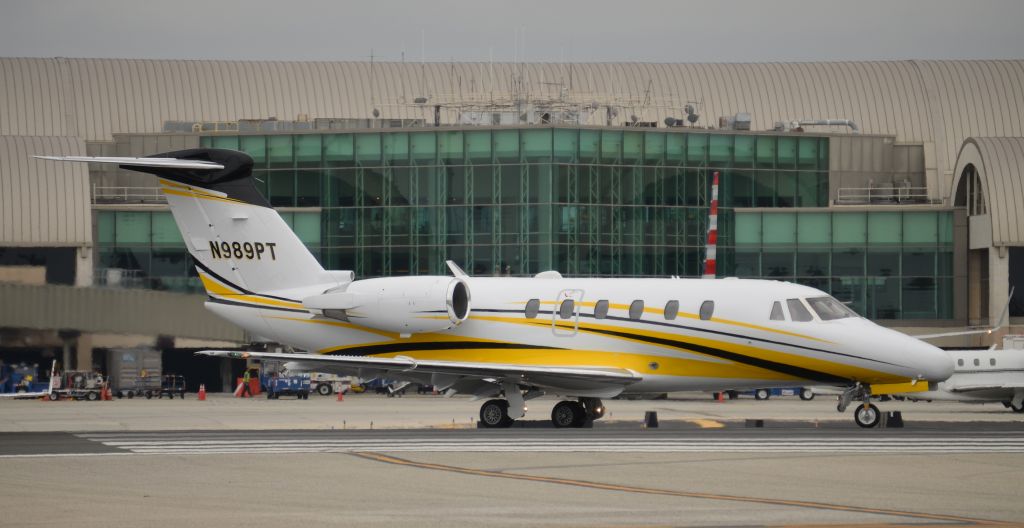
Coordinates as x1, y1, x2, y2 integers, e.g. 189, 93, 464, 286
241, 369, 253, 397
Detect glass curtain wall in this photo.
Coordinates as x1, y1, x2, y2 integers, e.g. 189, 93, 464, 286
202, 128, 828, 278
732, 210, 954, 319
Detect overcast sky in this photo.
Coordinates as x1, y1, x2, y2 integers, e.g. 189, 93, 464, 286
1, 0, 1022, 62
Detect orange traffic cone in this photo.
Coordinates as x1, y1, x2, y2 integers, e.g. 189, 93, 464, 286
336, 388, 344, 402
198, 384, 207, 401
716, 391, 724, 403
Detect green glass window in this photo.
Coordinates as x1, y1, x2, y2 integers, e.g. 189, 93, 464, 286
731, 170, 754, 207
735, 212, 761, 246
296, 170, 320, 207
775, 171, 796, 207
240, 136, 267, 167
622, 131, 642, 164
464, 131, 491, 162
579, 130, 600, 163
777, 137, 797, 169
762, 213, 796, 244
763, 249, 794, 277
211, 136, 239, 151
939, 212, 954, 244
753, 171, 775, 207
383, 132, 410, 162
797, 212, 830, 244
833, 213, 866, 244
643, 132, 665, 163
709, 135, 732, 164
295, 135, 322, 166
796, 171, 819, 206
797, 137, 818, 169
97, 211, 115, 243
355, 133, 382, 164
151, 212, 183, 245
268, 171, 295, 207
868, 249, 900, 276
437, 131, 463, 163
409, 132, 436, 161
324, 134, 354, 166
553, 129, 579, 162
665, 133, 685, 165
797, 250, 829, 277
493, 130, 520, 162
115, 211, 150, 244
903, 212, 937, 244
267, 136, 293, 167
522, 129, 552, 161
867, 212, 901, 244
293, 212, 321, 245
734, 135, 755, 168
686, 134, 707, 165
600, 130, 621, 162
756, 136, 776, 168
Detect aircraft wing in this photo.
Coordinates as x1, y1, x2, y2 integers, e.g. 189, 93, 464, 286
33, 155, 225, 170
198, 350, 641, 397
946, 383, 1024, 392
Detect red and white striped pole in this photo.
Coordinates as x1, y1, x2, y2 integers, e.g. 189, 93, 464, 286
702, 171, 719, 279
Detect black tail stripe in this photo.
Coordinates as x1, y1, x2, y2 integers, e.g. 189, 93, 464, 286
325, 341, 563, 357
193, 258, 300, 303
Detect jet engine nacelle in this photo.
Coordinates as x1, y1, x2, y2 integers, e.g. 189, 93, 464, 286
302, 276, 471, 335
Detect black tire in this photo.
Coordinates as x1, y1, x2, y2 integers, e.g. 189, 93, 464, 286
479, 399, 512, 428
799, 388, 815, 401
727, 390, 739, 400
854, 403, 881, 428
551, 401, 586, 428
754, 389, 770, 400
145, 391, 152, 399
1009, 400, 1024, 413
86, 391, 99, 401
267, 391, 274, 399
317, 383, 332, 396
48, 392, 59, 401
127, 391, 134, 399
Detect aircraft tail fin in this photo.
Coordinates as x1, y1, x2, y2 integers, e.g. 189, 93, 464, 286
36, 149, 347, 298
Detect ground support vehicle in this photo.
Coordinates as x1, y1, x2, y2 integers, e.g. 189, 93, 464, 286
148, 375, 186, 399
266, 374, 311, 399
49, 371, 105, 401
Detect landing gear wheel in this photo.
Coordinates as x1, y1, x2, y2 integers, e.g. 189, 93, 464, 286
579, 398, 605, 420
317, 383, 332, 396
754, 389, 770, 400
799, 388, 815, 401
479, 399, 513, 428
1009, 400, 1024, 413
551, 401, 586, 428
854, 403, 881, 428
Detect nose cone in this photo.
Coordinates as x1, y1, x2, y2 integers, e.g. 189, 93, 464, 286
908, 338, 954, 382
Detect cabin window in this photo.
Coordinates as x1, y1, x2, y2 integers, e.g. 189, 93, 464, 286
770, 301, 785, 321
787, 299, 813, 322
524, 299, 540, 319
973, 358, 980, 366
559, 299, 575, 319
664, 300, 679, 320
699, 300, 715, 321
990, 358, 996, 366
629, 300, 644, 320
594, 300, 609, 319
957, 359, 964, 367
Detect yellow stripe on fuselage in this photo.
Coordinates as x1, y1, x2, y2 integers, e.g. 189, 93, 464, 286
198, 272, 305, 310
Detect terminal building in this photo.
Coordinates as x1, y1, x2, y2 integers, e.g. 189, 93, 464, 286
1, 58, 1023, 390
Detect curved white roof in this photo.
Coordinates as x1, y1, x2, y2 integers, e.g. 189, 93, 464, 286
952, 137, 1024, 246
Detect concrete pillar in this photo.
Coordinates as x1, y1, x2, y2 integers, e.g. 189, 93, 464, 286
75, 245, 94, 287
75, 334, 94, 372
989, 246, 1009, 328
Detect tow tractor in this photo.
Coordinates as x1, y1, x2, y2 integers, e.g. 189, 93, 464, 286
266, 373, 311, 399
49, 371, 105, 401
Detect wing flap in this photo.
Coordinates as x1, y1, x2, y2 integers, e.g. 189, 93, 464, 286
198, 350, 641, 391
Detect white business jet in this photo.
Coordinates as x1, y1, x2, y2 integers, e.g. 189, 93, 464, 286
37, 149, 954, 428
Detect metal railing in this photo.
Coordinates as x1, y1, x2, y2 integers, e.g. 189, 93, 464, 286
92, 185, 165, 204
835, 186, 937, 205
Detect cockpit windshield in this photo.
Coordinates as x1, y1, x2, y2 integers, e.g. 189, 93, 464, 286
806, 296, 859, 321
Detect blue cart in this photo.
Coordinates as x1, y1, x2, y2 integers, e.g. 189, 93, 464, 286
265, 374, 311, 400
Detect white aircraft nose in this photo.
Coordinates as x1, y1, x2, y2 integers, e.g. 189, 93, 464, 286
910, 338, 954, 382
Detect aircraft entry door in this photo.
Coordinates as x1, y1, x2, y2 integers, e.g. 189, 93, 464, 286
552, 289, 584, 337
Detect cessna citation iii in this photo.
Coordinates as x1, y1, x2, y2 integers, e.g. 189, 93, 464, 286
38, 149, 954, 428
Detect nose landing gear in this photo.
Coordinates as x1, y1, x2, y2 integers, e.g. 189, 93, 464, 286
838, 384, 883, 428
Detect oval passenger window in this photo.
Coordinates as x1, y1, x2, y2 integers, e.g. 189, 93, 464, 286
524, 299, 540, 319
559, 299, 575, 319
629, 300, 644, 320
594, 300, 609, 319
699, 300, 714, 321
664, 300, 679, 320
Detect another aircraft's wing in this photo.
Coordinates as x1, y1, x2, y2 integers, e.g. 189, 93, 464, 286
34, 155, 225, 170
0, 360, 57, 399
946, 383, 1024, 392
198, 350, 641, 396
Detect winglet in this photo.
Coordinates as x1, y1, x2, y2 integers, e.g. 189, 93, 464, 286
446, 260, 469, 278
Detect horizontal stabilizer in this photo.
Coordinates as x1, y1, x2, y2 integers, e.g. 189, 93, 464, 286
34, 155, 225, 170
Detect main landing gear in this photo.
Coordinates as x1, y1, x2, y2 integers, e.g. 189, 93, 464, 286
838, 384, 881, 428
478, 397, 606, 429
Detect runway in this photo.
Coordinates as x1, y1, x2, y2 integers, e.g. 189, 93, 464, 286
4, 428, 1024, 457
